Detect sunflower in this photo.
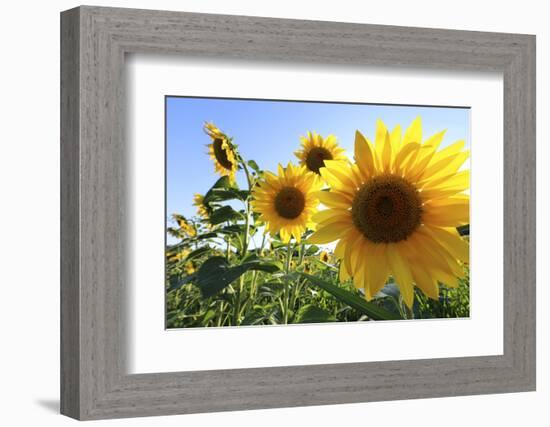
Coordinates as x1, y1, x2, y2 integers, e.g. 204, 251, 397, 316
193, 193, 209, 220
319, 251, 330, 263
204, 122, 238, 183
294, 131, 347, 174
173, 214, 197, 238
167, 248, 190, 263
251, 163, 322, 243
184, 262, 196, 275
308, 117, 470, 308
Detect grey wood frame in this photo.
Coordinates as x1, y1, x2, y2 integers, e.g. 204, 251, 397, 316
60, 5, 536, 421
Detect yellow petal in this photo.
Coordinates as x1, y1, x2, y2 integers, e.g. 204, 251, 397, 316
354, 131, 376, 177
375, 119, 389, 168
316, 191, 352, 209
364, 242, 389, 297
423, 202, 469, 227
403, 116, 422, 145
431, 139, 465, 163
334, 236, 348, 259
433, 170, 470, 191
393, 142, 420, 175
344, 235, 361, 278
382, 130, 392, 172
339, 262, 351, 282
425, 226, 469, 263
390, 125, 402, 155
324, 162, 356, 189
408, 231, 457, 279
422, 149, 469, 182
411, 264, 440, 300
319, 166, 356, 196
311, 209, 350, 225
406, 130, 446, 181
386, 244, 415, 308
307, 222, 352, 244
352, 248, 367, 290
279, 227, 290, 243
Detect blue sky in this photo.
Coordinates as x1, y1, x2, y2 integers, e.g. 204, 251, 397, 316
166, 97, 470, 224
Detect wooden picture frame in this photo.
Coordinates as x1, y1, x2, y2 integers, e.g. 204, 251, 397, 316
60, 5, 536, 420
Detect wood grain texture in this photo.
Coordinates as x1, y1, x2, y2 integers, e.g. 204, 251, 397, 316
60, 7, 80, 419
60, 5, 536, 420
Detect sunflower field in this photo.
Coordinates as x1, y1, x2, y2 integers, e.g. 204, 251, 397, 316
166, 117, 470, 328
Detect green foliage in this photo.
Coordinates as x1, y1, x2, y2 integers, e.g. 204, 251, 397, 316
196, 256, 280, 298
299, 273, 401, 320
295, 304, 336, 323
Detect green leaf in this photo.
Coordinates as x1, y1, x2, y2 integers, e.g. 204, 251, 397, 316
295, 304, 336, 323
197, 256, 281, 298
184, 246, 211, 262
218, 224, 245, 235
203, 188, 248, 205
209, 206, 244, 225
247, 160, 261, 173
299, 273, 401, 321
194, 232, 218, 241
202, 176, 235, 204
210, 176, 233, 190
167, 272, 197, 291
305, 244, 320, 256
457, 224, 469, 236
202, 309, 216, 325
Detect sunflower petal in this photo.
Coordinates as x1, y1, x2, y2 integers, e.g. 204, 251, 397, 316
390, 125, 402, 155
364, 242, 390, 297
311, 209, 351, 225
386, 244, 415, 308
403, 116, 422, 145
394, 142, 420, 175
423, 202, 469, 227
425, 226, 470, 263
354, 131, 376, 177
382, 130, 392, 172
411, 264, 440, 300
316, 190, 353, 208
307, 222, 352, 244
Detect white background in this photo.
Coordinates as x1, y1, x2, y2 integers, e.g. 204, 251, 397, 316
128, 56, 503, 373
0, 1, 546, 426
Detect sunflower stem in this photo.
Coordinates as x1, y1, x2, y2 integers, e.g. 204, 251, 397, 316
240, 158, 254, 260
234, 275, 244, 326
225, 229, 231, 261
242, 206, 250, 259
283, 241, 293, 324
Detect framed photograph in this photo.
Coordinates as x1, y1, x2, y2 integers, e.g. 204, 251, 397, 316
61, 6, 536, 420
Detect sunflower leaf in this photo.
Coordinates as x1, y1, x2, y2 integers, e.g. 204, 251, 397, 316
197, 256, 281, 298
457, 224, 470, 236
294, 304, 336, 323
247, 160, 261, 173
202, 176, 238, 204
209, 205, 244, 225
203, 188, 248, 205
184, 246, 211, 262
299, 273, 402, 320
168, 272, 197, 292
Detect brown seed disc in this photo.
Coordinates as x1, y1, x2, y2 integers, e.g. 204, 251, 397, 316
352, 174, 422, 243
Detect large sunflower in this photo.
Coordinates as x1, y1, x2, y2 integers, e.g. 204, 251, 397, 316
308, 117, 470, 308
251, 163, 322, 243
295, 131, 347, 174
193, 193, 209, 220
204, 122, 238, 183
